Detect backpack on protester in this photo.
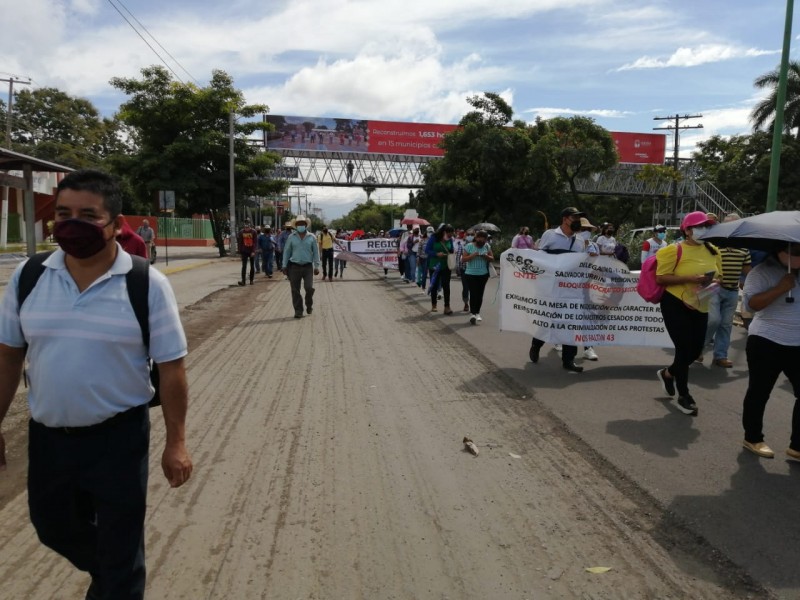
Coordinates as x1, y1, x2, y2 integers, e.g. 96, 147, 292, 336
637, 243, 682, 303
17, 252, 162, 407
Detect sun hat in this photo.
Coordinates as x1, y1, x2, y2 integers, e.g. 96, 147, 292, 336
294, 214, 308, 224
579, 217, 597, 230
681, 211, 713, 230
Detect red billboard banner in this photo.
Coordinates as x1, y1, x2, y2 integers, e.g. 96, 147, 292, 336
611, 132, 666, 164
265, 114, 665, 163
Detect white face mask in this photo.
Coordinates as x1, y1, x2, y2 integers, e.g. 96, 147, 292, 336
578, 231, 591, 241
691, 226, 708, 237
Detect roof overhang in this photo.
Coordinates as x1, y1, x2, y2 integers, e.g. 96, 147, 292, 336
0, 146, 73, 189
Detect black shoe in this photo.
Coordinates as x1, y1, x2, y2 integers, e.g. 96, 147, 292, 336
675, 395, 698, 416
529, 344, 540, 363
563, 362, 584, 373
237, 281, 245, 286
250, 280, 254, 285
658, 369, 675, 397
294, 313, 303, 319
307, 307, 313, 314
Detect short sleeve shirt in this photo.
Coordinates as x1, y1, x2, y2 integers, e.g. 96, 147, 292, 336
0, 246, 187, 427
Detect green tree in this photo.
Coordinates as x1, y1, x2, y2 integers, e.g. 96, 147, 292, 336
329, 199, 403, 232
532, 116, 618, 201
109, 66, 287, 255
361, 175, 377, 202
7, 87, 128, 168
693, 132, 800, 212
750, 60, 800, 138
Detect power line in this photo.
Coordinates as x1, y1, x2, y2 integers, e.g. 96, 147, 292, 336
112, 0, 199, 85
105, 0, 185, 83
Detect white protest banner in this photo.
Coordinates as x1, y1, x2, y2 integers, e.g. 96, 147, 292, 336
498, 249, 672, 347
333, 238, 398, 268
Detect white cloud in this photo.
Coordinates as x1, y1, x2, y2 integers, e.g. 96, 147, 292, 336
523, 107, 633, 121
617, 44, 778, 71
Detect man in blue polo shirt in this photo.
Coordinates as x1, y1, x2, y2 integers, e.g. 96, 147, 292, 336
0, 169, 192, 600
282, 214, 321, 318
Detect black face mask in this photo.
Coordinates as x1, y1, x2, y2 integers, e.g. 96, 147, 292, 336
475, 241, 486, 247
569, 221, 582, 232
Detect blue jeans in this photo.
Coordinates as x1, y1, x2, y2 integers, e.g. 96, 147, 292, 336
705, 286, 739, 359
261, 250, 274, 275
405, 252, 417, 282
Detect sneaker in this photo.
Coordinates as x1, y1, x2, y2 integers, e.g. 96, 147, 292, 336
742, 440, 774, 458
431, 306, 438, 312
675, 395, 698, 416
237, 281, 245, 286
554, 344, 562, 355
786, 448, 800, 461
294, 313, 303, 319
469, 315, 477, 325
529, 344, 540, 364
475, 314, 482, 322
658, 369, 675, 397
563, 363, 584, 373
583, 347, 599, 361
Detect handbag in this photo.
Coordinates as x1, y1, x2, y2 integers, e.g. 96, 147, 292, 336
446, 252, 457, 271
488, 262, 498, 278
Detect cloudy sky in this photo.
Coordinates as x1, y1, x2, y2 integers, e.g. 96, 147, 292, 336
1, 0, 795, 218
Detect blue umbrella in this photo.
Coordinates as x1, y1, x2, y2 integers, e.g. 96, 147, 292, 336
697, 210, 800, 252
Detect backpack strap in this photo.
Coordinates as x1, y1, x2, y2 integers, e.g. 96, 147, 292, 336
126, 255, 151, 351
17, 251, 55, 308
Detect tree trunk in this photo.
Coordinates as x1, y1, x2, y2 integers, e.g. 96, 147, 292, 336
208, 208, 228, 257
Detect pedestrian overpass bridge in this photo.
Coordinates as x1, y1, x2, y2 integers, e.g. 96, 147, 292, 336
269, 149, 743, 224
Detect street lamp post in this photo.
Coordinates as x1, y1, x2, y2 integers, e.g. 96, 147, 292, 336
229, 111, 237, 253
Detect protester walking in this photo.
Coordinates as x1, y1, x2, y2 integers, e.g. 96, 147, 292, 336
700, 214, 751, 367
406, 226, 420, 284
417, 226, 432, 290
333, 229, 347, 278
462, 230, 494, 324
237, 218, 258, 286
277, 222, 293, 279
641, 225, 668, 264
282, 215, 320, 318
0, 169, 192, 600
511, 226, 535, 249
258, 226, 275, 278
427, 224, 455, 313
655, 211, 722, 416
456, 229, 474, 311
135, 218, 156, 262
318, 226, 336, 281
740, 246, 800, 459
529, 207, 588, 373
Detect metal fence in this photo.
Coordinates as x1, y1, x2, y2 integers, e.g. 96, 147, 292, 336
156, 217, 214, 240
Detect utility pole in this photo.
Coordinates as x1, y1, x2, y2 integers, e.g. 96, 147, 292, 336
1, 76, 31, 249
653, 114, 703, 225
766, 0, 794, 212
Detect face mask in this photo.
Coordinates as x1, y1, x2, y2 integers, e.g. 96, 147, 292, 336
691, 226, 708, 237
323, 229, 328, 234
578, 231, 591, 242
296, 225, 307, 233
54, 218, 112, 259
569, 220, 582, 232
475, 240, 486, 247
465, 235, 474, 242
656, 232, 666, 240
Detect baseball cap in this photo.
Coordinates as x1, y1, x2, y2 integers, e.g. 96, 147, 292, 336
654, 224, 666, 232
681, 211, 713, 230
560, 207, 585, 218
426, 226, 435, 233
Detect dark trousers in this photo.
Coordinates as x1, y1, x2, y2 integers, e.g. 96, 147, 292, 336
430, 267, 451, 307
398, 255, 406, 277
531, 337, 577, 365
240, 253, 255, 283
28, 406, 149, 600
321, 249, 334, 278
660, 291, 708, 397
460, 271, 470, 304
743, 335, 800, 448
465, 273, 490, 315
287, 263, 314, 315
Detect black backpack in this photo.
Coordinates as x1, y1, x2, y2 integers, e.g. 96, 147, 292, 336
17, 252, 161, 408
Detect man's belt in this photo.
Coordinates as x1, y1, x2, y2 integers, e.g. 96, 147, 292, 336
32, 404, 146, 435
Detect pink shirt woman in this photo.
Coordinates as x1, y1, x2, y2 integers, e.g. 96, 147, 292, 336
511, 227, 534, 249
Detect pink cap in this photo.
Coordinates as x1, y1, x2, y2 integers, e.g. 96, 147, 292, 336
681, 211, 712, 230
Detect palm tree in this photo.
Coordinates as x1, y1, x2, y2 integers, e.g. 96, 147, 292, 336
750, 60, 800, 138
